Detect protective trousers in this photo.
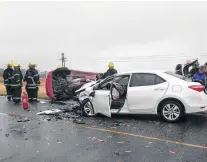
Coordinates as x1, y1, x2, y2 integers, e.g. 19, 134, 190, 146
6, 86, 13, 100
26, 87, 38, 102
12, 87, 21, 103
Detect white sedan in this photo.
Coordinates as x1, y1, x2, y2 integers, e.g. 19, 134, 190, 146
75, 70, 207, 122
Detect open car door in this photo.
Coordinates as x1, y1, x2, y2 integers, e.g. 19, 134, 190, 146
92, 90, 111, 117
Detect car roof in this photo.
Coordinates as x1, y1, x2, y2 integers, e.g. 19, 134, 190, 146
117, 70, 165, 75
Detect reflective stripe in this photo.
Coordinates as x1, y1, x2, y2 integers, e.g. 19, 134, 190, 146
8, 77, 12, 79
11, 84, 21, 87
5, 79, 8, 81
14, 74, 20, 77
16, 80, 20, 82
13, 97, 21, 100
7, 95, 12, 97
27, 87, 36, 89
27, 84, 37, 86
34, 74, 39, 77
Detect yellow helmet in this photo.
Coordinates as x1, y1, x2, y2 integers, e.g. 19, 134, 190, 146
108, 62, 114, 68
7, 62, 13, 67
57, 64, 62, 68
29, 62, 36, 67
16, 62, 20, 67
13, 63, 19, 67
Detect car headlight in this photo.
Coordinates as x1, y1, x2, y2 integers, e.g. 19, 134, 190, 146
79, 91, 88, 98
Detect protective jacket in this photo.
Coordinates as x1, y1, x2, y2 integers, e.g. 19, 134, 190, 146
18, 69, 23, 86
24, 68, 40, 89
11, 69, 21, 89
190, 68, 199, 77
192, 72, 206, 85
102, 68, 117, 79
3, 68, 13, 86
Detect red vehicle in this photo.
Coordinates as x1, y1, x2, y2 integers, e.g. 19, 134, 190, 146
45, 67, 101, 101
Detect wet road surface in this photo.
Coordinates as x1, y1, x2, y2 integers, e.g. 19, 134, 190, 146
0, 97, 207, 162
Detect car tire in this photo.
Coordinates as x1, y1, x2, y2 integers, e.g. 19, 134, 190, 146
81, 99, 95, 117
160, 100, 184, 123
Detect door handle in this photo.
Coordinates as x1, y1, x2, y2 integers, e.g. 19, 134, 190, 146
154, 88, 165, 91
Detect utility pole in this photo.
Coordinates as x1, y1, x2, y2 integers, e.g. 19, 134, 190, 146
59, 53, 67, 67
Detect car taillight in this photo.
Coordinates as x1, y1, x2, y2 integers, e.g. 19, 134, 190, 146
188, 85, 205, 92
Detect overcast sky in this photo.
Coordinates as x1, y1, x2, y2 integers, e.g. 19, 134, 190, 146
1, 1, 207, 72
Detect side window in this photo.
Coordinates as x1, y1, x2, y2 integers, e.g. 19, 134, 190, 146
155, 76, 166, 85
129, 73, 165, 87
114, 75, 130, 86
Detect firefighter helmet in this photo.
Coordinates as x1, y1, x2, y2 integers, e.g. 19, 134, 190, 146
108, 62, 114, 68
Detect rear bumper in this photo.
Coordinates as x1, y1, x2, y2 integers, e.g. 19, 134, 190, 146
185, 104, 207, 113
182, 95, 207, 113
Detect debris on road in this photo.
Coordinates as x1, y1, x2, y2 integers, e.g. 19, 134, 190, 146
40, 100, 46, 104
73, 119, 85, 124
57, 141, 63, 144
17, 119, 30, 122
117, 142, 125, 144
5, 133, 9, 137
125, 150, 132, 153
37, 109, 62, 115
170, 151, 176, 154
87, 137, 106, 142
36, 100, 87, 124
114, 151, 120, 155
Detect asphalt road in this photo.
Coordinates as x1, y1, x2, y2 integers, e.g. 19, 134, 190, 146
0, 97, 207, 162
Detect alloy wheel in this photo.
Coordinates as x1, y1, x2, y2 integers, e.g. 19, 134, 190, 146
83, 101, 94, 116
162, 103, 180, 121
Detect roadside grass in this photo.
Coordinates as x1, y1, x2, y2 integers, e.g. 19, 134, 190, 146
0, 77, 48, 99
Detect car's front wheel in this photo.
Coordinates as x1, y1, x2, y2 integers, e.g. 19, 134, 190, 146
160, 101, 184, 122
81, 99, 95, 117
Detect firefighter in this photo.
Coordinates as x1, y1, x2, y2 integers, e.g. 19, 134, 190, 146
101, 62, 118, 79
16, 63, 23, 85
3, 62, 13, 101
24, 62, 40, 102
11, 63, 22, 104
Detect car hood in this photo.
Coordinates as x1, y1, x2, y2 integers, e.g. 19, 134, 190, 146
75, 81, 97, 93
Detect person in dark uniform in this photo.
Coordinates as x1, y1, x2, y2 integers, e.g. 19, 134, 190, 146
175, 64, 183, 75
101, 62, 117, 79
190, 61, 199, 77
3, 62, 13, 101
11, 63, 22, 104
16, 63, 23, 85
24, 62, 40, 102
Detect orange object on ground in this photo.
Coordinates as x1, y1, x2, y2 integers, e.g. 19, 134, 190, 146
22, 92, 29, 110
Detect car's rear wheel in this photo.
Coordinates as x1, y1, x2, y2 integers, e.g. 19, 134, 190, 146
160, 101, 184, 122
81, 99, 95, 117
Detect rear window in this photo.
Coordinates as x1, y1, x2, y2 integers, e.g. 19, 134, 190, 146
164, 71, 191, 81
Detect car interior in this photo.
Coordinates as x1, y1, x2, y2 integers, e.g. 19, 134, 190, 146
97, 75, 130, 110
